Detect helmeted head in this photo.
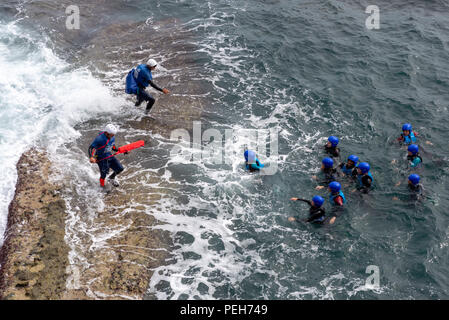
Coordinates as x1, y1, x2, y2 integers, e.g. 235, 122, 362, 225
244, 150, 256, 163
104, 124, 118, 136
347, 155, 359, 166
328, 181, 341, 193
357, 162, 370, 174
408, 144, 419, 155
147, 58, 157, 69
402, 123, 412, 135
322, 157, 334, 169
408, 174, 420, 186
327, 136, 339, 147
312, 195, 324, 207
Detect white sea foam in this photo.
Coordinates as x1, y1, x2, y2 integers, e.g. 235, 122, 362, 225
0, 21, 124, 246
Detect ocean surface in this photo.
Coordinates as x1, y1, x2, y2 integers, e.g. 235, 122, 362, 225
1, 0, 449, 299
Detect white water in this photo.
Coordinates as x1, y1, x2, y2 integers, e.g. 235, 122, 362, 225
0, 21, 124, 246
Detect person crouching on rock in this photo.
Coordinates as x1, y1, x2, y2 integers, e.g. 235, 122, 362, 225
125, 58, 170, 112
88, 124, 126, 187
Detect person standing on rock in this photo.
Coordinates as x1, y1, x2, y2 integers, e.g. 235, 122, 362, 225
125, 58, 170, 112
88, 124, 126, 188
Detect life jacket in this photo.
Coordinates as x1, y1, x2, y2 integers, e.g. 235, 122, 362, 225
329, 191, 346, 205
408, 153, 423, 165
357, 171, 373, 187
401, 131, 417, 144
90, 132, 115, 161
341, 163, 357, 175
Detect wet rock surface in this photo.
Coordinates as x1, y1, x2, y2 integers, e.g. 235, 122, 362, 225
0, 150, 69, 300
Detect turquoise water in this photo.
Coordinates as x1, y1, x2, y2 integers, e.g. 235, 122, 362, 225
1, 0, 449, 299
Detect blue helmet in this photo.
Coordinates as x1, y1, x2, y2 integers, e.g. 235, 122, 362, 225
328, 136, 339, 147
312, 195, 324, 207
408, 144, 419, 155
329, 181, 341, 193
322, 157, 334, 168
358, 162, 370, 174
402, 123, 412, 131
244, 150, 256, 162
408, 174, 420, 185
348, 155, 359, 164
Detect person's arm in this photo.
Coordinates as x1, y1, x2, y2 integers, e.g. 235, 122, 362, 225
148, 79, 164, 92
293, 198, 313, 206
88, 145, 97, 163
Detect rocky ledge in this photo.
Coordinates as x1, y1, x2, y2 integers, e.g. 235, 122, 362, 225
0, 149, 69, 300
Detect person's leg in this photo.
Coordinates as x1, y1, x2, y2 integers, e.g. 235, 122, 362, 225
108, 157, 124, 186
135, 86, 156, 110
97, 161, 110, 187
135, 86, 146, 106
146, 95, 156, 111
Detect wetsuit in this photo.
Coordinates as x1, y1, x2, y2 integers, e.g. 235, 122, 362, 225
356, 172, 373, 193
318, 167, 338, 186
292, 198, 326, 224
324, 145, 340, 157
408, 153, 423, 168
128, 64, 164, 110
246, 159, 264, 172
408, 183, 424, 201
339, 162, 358, 178
88, 132, 124, 180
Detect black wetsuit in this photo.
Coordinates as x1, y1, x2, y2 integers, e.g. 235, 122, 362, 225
293, 199, 326, 224
324, 145, 340, 158
408, 183, 424, 201
357, 174, 372, 194
318, 167, 338, 186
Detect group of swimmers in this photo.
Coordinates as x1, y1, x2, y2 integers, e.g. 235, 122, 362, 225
244, 123, 425, 225
87, 57, 426, 224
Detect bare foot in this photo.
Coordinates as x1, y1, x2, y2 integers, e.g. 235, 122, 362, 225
315, 186, 325, 190
288, 217, 296, 222
392, 197, 399, 201
329, 217, 336, 224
